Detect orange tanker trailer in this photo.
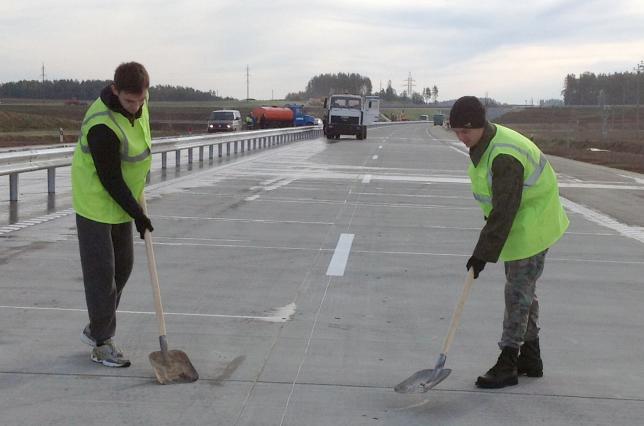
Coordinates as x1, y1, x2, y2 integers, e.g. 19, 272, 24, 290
251, 106, 294, 129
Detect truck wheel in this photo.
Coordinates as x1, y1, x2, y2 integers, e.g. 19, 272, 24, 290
363, 128, 367, 139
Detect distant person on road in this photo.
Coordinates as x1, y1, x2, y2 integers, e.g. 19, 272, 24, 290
245, 114, 254, 130
450, 96, 569, 389
71, 61, 154, 368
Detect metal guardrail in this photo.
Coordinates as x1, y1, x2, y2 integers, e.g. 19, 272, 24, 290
0, 126, 322, 201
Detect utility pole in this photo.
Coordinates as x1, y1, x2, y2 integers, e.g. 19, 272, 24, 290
246, 65, 250, 101
41, 63, 46, 84
636, 60, 644, 136
401, 72, 415, 98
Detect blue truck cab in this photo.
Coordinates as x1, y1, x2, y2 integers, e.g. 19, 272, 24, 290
284, 103, 316, 126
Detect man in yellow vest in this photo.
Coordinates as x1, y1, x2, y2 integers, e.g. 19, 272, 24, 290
450, 96, 569, 388
72, 62, 154, 368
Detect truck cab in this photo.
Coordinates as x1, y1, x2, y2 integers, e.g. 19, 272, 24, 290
284, 103, 317, 126
323, 94, 367, 140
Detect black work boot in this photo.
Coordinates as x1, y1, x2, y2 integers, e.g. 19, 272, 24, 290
518, 339, 543, 377
475, 347, 519, 389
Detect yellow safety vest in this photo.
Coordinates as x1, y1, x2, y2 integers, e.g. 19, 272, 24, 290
468, 125, 569, 261
72, 96, 151, 223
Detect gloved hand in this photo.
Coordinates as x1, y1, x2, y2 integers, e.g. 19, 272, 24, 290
134, 215, 154, 240
466, 256, 486, 279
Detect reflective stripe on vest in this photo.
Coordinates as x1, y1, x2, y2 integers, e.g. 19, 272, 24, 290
79, 110, 150, 162
474, 143, 548, 203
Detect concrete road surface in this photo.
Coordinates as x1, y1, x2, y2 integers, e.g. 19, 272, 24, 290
1, 124, 643, 425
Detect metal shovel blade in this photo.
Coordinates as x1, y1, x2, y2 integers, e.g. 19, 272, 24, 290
149, 349, 199, 384
394, 353, 451, 394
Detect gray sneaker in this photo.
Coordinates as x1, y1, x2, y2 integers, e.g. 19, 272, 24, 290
80, 324, 96, 347
91, 341, 131, 368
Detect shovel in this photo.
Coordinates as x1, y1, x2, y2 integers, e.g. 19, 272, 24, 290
141, 195, 199, 384
394, 268, 475, 393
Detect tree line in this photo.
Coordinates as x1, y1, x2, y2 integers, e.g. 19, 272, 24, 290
285, 73, 441, 104
285, 73, 373, 100
562, 71, 644, 106
0, 79, 227, 101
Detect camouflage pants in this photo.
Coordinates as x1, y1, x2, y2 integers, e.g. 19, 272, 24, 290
499, 249, 548, 349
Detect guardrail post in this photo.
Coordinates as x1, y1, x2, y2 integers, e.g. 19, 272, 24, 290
234, 141, 238, 154
188, 148, 193, 164
226, 142, 231, 156
218, 143, 222, 158
241, 140, 245, 153
209, 145, 214, 159
47, 168, 56, 194
162, 152, 167, 169
175, 150, 181, 167
199, 146, 204, 162
10, 173, 18, 201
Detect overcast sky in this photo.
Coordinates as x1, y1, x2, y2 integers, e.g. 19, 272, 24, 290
1, 0, 643, 104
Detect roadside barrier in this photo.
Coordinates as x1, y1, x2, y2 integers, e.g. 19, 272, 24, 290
0, 126, 322, 201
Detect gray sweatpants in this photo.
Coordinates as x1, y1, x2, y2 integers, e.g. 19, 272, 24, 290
499, 249, 547, 349
76, 214, 133, 344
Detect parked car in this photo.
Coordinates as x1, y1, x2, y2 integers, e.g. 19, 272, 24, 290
207, 109, 242, 132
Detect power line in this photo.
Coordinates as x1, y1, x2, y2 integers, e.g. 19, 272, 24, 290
246, 65, 250, 100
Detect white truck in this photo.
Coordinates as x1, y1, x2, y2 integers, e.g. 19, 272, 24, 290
323, 94, 368, 140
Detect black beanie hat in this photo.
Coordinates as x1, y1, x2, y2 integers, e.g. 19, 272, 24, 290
449, 96, 486, 128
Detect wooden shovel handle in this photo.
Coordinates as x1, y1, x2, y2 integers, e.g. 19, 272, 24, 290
140, 194, 167, 338
441, 268, 475, 355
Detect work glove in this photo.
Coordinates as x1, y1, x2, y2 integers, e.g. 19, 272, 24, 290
134, 215, 154, 240
466, 256, 486, 279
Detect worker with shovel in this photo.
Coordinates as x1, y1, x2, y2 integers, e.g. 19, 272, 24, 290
72, 62, 154, 368
450, 96, 569, 389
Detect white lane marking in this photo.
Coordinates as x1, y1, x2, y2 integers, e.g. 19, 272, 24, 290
355, 191, 469, 200
0, 303, 297, 323
264, 177, 296, 191
155, 215, 334, 226
617, 173, 644, 184
449, 145, 469, 156
362, 174, 372, 184
326, 233, 355, 276
245, 195, 260, 201
559, 183, 644, 190
0, 208, 74, 235
561, 197, 644, 244
372, 155, 378, 160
